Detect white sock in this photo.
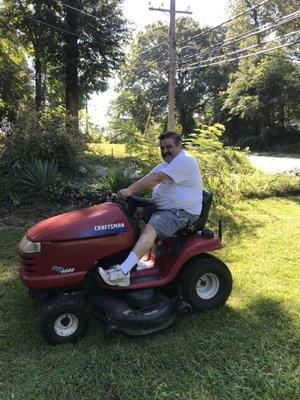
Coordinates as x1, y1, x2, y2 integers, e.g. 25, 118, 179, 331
120, 251, 140, 275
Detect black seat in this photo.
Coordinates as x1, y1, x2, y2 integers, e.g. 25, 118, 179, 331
175, 189, 212, 236
195, 189, 213, 231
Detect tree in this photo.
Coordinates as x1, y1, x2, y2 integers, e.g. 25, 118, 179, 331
222, 55, 300, 149
1, 0, 59, 111
112, 18, 232, 137
221, 0, 300, 149
227, 0, 300, 45
49, 0, 128, 123
0, 19, 32, 121
1, 0, 128, 125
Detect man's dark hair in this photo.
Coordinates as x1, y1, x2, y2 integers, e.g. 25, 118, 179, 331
159, 131, 182, 146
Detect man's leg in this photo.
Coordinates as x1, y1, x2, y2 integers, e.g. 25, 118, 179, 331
119, 224, 157, 274
133, 224, 157, 258
98, 224, 157, 286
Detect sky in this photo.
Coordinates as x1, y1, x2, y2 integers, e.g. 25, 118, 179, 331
88, 0, 230, 127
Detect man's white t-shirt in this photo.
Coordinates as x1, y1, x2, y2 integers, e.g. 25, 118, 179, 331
149, 150, 203, 215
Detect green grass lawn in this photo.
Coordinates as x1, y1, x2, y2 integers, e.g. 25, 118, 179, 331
87, 143, 126, 158
0, 197, 299, 400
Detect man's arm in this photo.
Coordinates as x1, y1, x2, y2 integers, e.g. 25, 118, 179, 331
118, 172, 170, 198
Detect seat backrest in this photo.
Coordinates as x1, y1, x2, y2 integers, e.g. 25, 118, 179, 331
195, 189, 212, 231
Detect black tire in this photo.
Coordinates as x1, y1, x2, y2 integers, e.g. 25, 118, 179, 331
40, 294, 89, 345
182, 255, 232, 311
103, 323, 120, 340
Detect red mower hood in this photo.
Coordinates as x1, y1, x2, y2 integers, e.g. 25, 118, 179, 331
27, 202, 129, 242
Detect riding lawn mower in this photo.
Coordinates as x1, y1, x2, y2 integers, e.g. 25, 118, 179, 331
19, 190, 232, 345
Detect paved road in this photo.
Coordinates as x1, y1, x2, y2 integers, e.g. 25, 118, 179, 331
249, 155, 300, 173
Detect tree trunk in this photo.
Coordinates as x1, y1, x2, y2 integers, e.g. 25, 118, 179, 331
34, 43, 45, 112
178, 105, 196, 137
65, 0, 79, 130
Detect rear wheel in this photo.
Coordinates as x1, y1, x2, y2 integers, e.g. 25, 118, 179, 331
40, 294, 89, 345
182, 256, 232, 311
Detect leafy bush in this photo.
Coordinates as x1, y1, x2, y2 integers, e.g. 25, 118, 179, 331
181, 124, 253, 207
0, 175, 23, 206
48, 176, 107, 205
0, 158, 60, 205
124, 125, 161, 172
0, 107, 86, 173
99, 164, 134, 193
239, 172, 300, 198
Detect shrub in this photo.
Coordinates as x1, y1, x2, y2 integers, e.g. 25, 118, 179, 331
124, 125, 161, 172
99, 164, 134, 193
239, 172, 300, 198
0, 174, 23, 206
181, 124, 254, 207
21, 158, 58, 193
0, 107, 86, 173
48, 176, 107, 206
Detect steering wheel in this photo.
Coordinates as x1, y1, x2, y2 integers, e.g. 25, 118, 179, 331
126, 196, 154, 217
110, 194, 154, 217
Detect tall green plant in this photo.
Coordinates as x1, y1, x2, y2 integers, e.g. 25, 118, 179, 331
184, 124, 253, 207
21, 158, 58, 192
99, 164, 133, 193
124, 125, 161, 171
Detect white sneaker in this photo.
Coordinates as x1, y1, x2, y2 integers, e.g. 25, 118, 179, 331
136, 259, 155, 271
98, 265, 130, 287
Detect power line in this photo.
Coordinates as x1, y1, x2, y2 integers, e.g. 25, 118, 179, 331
180, 29, 300, 69
120, 7, 300, 73
178, 10, 300, 66
132, 9, 300, 72
177, 40, 299, 72
136, 38, 169, 56
135, 0, 272, 59
52, 0, 103, 21
60, 2, 102, 21
177, 0, 272, 47
136, 0, 274, 61
32, 18, 81, 38
32, 18, 108, 48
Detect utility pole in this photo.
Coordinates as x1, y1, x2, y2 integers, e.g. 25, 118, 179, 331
149, 1, 192, 131
168, 0, 176, 131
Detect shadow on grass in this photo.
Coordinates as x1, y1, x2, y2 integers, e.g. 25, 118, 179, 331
210, 206, 264, 244
115, 297, 298, 400
0, 272, 298, 400
287, 195, 300, 206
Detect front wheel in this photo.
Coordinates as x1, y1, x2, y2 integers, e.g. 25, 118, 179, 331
40, 295, 89, 345
181, 256, 232, 311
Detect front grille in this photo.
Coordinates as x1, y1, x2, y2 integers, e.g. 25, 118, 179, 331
20, 253, 37, 275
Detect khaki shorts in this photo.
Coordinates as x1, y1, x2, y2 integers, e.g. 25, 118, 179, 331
148, 209, 199, 239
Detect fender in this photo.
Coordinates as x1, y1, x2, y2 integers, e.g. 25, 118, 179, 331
159, 234, 222, 284
105, 234, 222, 290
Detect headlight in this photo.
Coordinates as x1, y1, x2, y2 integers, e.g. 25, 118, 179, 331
19, 235, 41, 253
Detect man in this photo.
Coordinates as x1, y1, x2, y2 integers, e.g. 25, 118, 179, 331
98, 131, 203, 286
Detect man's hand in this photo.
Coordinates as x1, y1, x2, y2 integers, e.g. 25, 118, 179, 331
107, 193, 117, 202
117, 188, 132, 199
